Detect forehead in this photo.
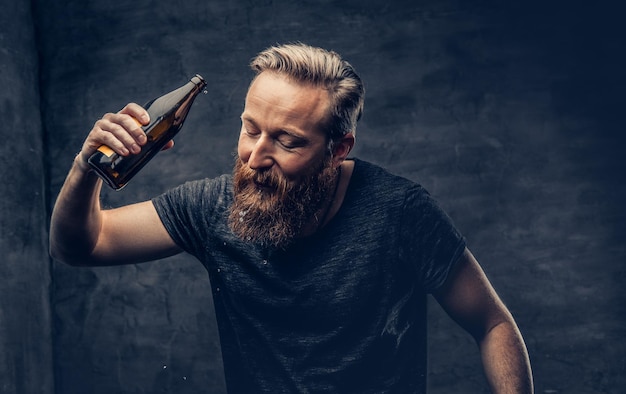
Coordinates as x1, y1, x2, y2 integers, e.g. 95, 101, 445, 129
243, 72, 330, 136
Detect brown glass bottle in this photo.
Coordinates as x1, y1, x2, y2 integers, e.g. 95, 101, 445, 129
88, 74, 207, 190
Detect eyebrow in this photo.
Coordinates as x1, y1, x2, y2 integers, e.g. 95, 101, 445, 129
240, 113, 310, 142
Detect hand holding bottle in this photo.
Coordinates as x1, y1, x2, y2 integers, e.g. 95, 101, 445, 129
79, 104, 140, 164
77, 104, 175, 168
82, 75, 206, 190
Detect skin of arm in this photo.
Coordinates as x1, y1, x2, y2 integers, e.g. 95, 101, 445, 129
49, 103, 181, 266
433, 248, 534, 394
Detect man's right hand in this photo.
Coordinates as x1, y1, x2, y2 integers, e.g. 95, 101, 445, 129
76, 103, 150, 168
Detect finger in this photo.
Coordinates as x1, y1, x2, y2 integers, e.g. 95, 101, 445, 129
119, 103, 150, 125
116, 113, 148, 147
94, 114, 143, 155
161, 140, 175, 151
116, 104, 149, 147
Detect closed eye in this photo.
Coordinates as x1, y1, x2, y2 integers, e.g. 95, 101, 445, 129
244, 126, 261, 137
241, 114, 309, 150
277, 133, 308, 149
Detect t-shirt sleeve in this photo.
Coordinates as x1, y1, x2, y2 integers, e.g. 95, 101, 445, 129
399, 185, 466, 292
151, 177, 228, 257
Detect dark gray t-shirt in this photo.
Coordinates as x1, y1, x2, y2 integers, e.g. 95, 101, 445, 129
152, 158, 465, 393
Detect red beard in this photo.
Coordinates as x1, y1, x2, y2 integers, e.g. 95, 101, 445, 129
228, 156, 337, 249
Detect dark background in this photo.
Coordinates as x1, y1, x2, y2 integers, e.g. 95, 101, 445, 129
1, 0, 624, 393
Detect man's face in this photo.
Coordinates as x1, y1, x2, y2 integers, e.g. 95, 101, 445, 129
228, 72, 338, 248
237, 71, 331, 178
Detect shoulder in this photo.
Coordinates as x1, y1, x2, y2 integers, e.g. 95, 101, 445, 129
152, 174, 233, 216
150, 174, 234, 251
157, 174, 232, 200
349, 158, 455, 230
350, 158, 429, 203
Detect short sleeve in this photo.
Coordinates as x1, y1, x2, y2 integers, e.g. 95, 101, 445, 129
398, 185, 466, 292
151, 176, 231, 257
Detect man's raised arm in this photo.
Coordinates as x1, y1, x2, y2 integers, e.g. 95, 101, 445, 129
49, 103, 181, 266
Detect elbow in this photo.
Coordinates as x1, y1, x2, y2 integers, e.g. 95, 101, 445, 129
475, 312, 518, 343
48, 238, 96, 267
49, 246, 87, 267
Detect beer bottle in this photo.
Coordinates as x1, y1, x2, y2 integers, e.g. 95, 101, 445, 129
88, 74, 207, 190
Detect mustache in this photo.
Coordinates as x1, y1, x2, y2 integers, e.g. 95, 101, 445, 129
236, 161, 290, 194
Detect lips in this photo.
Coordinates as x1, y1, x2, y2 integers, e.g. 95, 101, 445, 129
253, 179, 275, 193
251, 171, 275, 189
253, 179, 269, 189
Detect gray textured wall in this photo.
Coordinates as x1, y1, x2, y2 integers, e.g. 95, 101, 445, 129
0, 0, 622, 393
0, 2, 54, 394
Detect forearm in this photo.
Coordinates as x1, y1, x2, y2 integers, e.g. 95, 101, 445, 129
49, 154, 104, 265
479, 319, 533, 394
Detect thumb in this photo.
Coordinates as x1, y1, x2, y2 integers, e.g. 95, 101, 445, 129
161, 140, 175, 151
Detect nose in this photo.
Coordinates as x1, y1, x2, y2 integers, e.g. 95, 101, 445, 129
245, 135, 274, 170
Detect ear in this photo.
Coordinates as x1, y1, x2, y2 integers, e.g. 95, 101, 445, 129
331, 133, 355, 167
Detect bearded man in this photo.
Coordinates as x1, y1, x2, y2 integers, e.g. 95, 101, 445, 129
50, 43, 533, 393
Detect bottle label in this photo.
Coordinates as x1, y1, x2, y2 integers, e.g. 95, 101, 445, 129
97, 145, 115, 157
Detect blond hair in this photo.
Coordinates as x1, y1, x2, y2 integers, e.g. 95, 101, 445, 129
250, 43, 364, 141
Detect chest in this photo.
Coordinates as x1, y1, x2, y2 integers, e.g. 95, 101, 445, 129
210, 227, 408, 331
